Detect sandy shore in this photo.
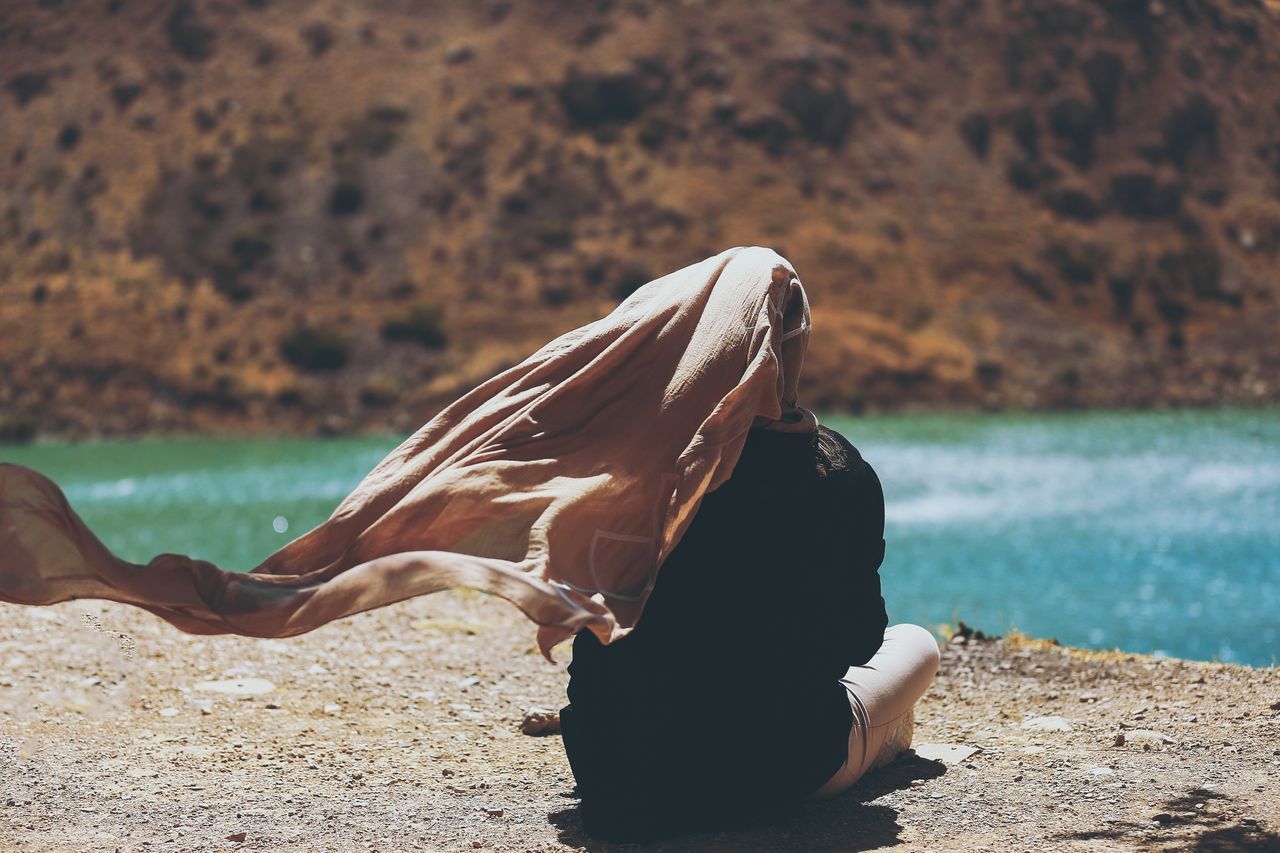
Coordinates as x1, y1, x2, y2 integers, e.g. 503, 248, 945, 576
1, 593, 1276, 852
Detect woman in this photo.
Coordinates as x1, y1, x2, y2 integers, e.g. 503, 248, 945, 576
559, 423, 940, 840
0, 247, 935, 840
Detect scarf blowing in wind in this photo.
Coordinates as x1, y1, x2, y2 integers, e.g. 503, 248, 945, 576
0, 247, 817, 657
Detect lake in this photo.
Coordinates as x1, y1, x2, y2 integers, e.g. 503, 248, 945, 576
2, 408, 1276, 666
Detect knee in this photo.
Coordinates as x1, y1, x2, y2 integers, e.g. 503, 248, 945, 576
886, 623, 941, 679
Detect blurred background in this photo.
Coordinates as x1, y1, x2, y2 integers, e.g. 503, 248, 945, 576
1, 0, 1277, 439
1, 1, 1278, 663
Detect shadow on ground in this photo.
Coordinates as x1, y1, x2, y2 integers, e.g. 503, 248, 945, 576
1055, 786, 1280, 852
550, 752, 946, 852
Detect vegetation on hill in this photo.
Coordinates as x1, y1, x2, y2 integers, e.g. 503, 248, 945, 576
2, 0, 1278, 438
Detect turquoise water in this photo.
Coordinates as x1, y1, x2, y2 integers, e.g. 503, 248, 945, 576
2, 409, 1277, 666
827, 409, 1279, 667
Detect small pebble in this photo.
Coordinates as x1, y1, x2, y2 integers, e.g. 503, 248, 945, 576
1123, 729, 1176, 749
195, 678, 275, 696
1022, 716, 1073, 732
520, 708, 561, 736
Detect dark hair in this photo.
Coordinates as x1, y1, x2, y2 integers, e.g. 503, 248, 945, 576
709, 424, 862, 507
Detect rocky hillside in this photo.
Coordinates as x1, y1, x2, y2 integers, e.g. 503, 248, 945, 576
2, 0, 1278, 439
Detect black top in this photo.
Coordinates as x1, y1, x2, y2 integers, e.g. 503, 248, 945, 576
560, 424, 889, 840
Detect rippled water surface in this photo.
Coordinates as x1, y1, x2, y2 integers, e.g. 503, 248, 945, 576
4, 408, 1277, 665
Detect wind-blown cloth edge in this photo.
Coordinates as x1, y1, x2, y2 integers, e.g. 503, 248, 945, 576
0, 246, 818, 658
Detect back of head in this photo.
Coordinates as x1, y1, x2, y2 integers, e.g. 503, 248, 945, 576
660, 422, 872, 607
708, 423, 862, 508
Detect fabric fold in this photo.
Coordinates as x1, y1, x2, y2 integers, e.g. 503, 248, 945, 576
0, 246, 818, 657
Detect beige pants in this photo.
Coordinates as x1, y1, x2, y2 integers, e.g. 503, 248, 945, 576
812, 624, 941, 797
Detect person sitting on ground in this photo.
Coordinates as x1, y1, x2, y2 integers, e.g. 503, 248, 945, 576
559, 422, 941, 840
0, 246, 934, 843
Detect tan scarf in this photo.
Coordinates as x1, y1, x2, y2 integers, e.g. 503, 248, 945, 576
0, 247, 817, 657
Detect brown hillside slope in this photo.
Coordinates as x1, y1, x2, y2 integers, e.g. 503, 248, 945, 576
2, 0, 1279, 439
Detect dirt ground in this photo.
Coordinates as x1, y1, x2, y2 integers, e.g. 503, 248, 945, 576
1, 592, 1277, 852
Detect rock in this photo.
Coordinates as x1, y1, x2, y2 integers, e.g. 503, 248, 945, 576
1022, 715, 1073, 732
914, 743, 981, 764
194, 678, 275, 696
1153, 813, 1174, 824
323, 703, 342, 715
483, 807, 503, 817
1123, 729, 1176, 749
158, 707, 179, 717
953, 621, 990, 641
226, 831, 247, 842
520, 708, 561, 736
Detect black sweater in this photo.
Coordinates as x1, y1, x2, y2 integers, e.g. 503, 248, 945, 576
560, 425, 889, 840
